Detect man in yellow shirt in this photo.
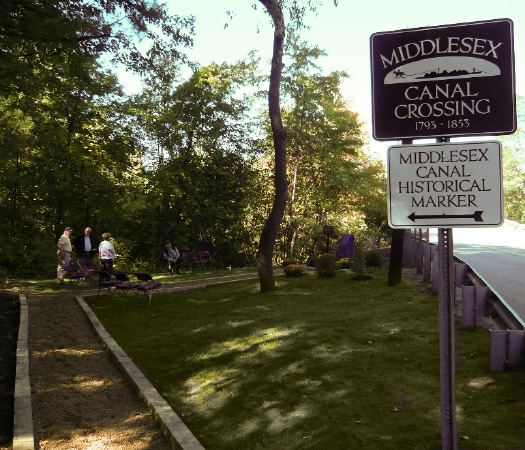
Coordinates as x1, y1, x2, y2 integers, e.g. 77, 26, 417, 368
57, 227, 73, 284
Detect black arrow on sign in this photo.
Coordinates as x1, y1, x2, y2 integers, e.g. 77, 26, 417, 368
408, 211, 484, 222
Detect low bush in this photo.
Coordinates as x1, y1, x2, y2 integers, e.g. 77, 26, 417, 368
317, 254, 336, 277
284, 264, 304, 277
352, 241, 365, 277
282, 258, 298, 267
305, 256, 318, 267
365, 249, 382, 267
336, 257, 353, 269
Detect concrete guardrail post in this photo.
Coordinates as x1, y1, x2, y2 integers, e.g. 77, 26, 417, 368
431, 246, 439, 292
461, 286, 489, 328
491, 330, 525, 371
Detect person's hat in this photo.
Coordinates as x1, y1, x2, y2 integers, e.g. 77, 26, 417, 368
165, 240, 171, 244
65, 227, 73, 232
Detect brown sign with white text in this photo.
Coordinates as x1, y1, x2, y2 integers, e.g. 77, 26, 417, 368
371, 19, 516, 140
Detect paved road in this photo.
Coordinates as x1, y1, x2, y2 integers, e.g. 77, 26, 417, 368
430, 221, 525, 323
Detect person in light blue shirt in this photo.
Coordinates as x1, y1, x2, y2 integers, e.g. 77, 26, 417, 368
163, 241, 182, 275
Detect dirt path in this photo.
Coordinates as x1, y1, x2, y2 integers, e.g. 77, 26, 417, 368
27, 292, 172, 450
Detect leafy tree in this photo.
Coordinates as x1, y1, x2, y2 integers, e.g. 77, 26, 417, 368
0, 0, 194, 273
135, 58, 261, 164
0, 0, 194, 96
502, 145, 525, 222
254, 0, 341, 291
280, 41, 365, 256
349, 153, 388, 233
256, 38, 385, 262
501, 95, 525, 222
0, 62, 142, 273
127, 60, 263, 267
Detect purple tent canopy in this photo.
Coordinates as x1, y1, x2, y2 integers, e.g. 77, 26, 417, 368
337, 233, 354, 259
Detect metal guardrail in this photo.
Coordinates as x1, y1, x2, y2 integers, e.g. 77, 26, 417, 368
403, 230, 525, 371
457, 255, 525, 330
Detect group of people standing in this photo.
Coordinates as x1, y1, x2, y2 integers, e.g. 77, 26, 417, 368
57, 226, 182, 284
56, 226, 115, 284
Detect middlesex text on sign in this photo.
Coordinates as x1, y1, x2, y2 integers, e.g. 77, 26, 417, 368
387, 141, 503, 228
370, 19, 515, 140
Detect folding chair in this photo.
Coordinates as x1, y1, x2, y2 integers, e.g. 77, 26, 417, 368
114, 271, 139, 294
182, 251, 198, 272
65, 262, 87, 289
198, 251, 216, 271
135, 272, 162, 305
77, 258, 97, 276
97, 270, 119, 295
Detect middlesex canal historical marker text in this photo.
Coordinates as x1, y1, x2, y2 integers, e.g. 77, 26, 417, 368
387, 141, 503, 228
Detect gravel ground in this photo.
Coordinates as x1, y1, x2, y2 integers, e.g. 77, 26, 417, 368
3, 291, 172, 450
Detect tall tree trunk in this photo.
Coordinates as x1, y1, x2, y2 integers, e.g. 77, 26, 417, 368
289, 225, 299, 259
256, 0, 287, 292
387, 139, 412, 286
288, 163, 298, 258
11, 150, 22, 228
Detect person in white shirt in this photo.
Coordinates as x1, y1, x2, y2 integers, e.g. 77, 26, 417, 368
98, 232, 115, 273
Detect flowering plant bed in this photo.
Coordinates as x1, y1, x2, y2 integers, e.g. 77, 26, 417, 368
282, 258, 298, 267
284, 263, 304, 277
336, 257, 353, 269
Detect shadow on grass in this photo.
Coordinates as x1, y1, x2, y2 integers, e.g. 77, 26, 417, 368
5, 267, 260, 293
86, 269, 525, 450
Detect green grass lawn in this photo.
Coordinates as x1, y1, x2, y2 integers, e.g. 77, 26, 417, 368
86, 269, 525, 449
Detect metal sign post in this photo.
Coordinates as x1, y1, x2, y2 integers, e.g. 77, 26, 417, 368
435, 136, 458, 450
438, 227, 457, 450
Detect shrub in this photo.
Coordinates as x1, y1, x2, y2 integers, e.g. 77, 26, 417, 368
282, 258, 298, 267
365, 249, 382, 267
0, 267, 8, 287
353, 241, 365, 277
306, 256, 318, 267
284, 264, 304, 277
317, 254, 336, 277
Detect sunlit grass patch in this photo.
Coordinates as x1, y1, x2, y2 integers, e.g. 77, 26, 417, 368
180, 367, 241, 416
194, 327, 299, 360
87, 268, 525, 449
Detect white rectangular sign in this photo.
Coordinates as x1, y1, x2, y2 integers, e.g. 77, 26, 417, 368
387, 141, 503, 228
